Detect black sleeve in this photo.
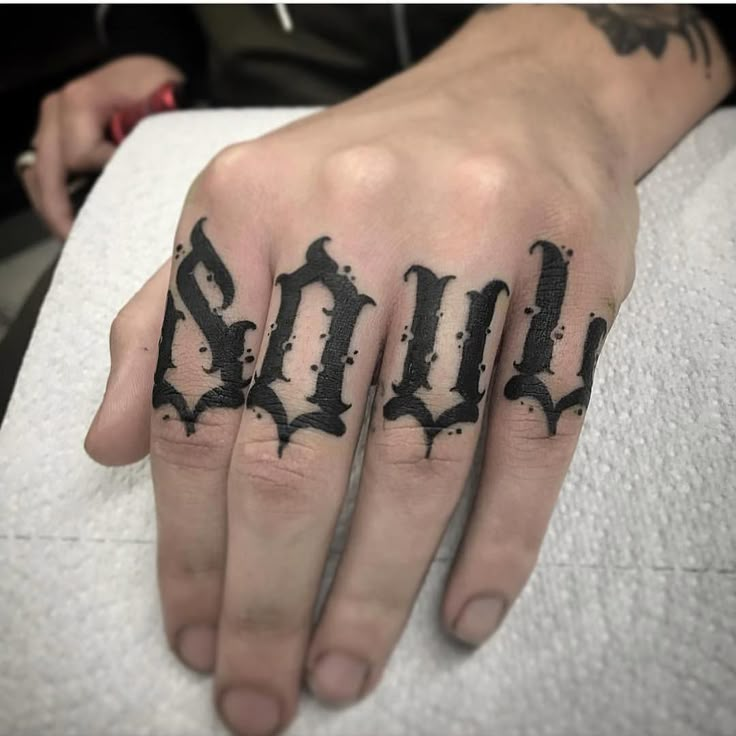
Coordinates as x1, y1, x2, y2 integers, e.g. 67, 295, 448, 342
699, 5, 736, 105
99, 4, 208, 83
699, 5, 736, 62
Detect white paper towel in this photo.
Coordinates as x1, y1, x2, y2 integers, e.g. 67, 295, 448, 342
1, 108, 735, 736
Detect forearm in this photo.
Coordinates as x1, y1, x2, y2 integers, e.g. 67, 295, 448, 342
402, 4, 735, 181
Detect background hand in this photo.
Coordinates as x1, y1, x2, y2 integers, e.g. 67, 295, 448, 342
21, 54, 183, 239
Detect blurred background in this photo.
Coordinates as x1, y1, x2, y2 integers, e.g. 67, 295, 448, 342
0, 6, 103, 418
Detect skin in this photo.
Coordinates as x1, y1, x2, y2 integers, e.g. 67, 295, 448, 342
84, 7, 734, 736
21, 55, 183, 240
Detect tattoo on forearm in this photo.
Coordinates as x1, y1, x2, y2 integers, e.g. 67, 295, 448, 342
153, 218, 256, 434
383, 266, 509, 457
579, 5, 711, 70
482, 5, 711, 70
247, 237, 375, 455
503, 241, 607, 434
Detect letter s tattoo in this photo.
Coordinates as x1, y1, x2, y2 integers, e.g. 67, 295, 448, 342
153, 218, 256, 434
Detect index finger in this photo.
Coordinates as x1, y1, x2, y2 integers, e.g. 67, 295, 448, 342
34, 94, 74, 239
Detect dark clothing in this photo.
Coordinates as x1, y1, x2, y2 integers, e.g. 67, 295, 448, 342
101, 5, 735, 107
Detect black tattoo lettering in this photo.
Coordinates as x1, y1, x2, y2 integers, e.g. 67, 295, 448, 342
153, 218, 256, 434
503, 241, 607, 434
384, 266, 509, 456
579, 5, 711, 69
247, 237, 375, 455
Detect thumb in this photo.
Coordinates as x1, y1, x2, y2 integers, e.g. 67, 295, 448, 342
85, 260, 171, 466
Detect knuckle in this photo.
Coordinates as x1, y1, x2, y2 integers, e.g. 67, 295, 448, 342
322, 144, 399, 201
60, 80, 86, 105
159, 548, 223, 585
449, 152, 525, 208
223, 600, 307, 638
150, 416, 235, 471
231, 435, 328, 522
368, 426, 468, 520
39, 93, 56, 115
374, 425, 465, 471
201, 142, 261, 194
500, 411, 579, 470
109, 306, 139, 349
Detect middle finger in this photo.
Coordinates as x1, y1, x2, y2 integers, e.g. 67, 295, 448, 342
216, 221, 383, 735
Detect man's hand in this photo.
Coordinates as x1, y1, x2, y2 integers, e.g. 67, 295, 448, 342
22, 55, 183, 239
85, 6, 732, 736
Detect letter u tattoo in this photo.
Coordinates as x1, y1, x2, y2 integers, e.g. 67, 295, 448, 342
383, 266, 509, 457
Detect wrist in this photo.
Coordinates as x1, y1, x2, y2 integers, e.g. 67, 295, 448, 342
411, 5, 734, 181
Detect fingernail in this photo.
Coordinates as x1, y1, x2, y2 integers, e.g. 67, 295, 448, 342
176, 624, 216, 673
308, 651, 369, 705
452, 594, 506, 646
220, 687, 281, 736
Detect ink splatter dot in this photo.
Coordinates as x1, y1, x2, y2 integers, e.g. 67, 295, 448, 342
162, 414, 170, 421
577, 408, 583, 416
246, 348, 252, 353
346, 357, 354, 365
350, 276, 356, 282
245, 355, 255, 363
270, 323, 275, 329
567, 249, 573, 256
590, 312, 595, 318
561, 325, 565, 331
554, 332, 563, 340
344, 265, 351, 273
284, 342, 292, 351
486, 328, 491, 335
206, 274, 213, 282
520, 401, 524, 405
176, 244, 183, 252
310, 364, 318, 372
528, 407, 534, 413
320, 333, 327, 339
400, 334, 408, 342
448, 430, 454, 435
431, 353, 438, 362
256, 413, 262, 419
480, 364, 486, 372
353, 350, 359, 355
524, 307, 534, 315
456, 428, 462, 435
199, 346, 207, 353
456, 332, 464, 340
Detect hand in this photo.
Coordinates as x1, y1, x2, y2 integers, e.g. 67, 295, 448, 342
21, 55, 183, 239
85, 6, 731, 735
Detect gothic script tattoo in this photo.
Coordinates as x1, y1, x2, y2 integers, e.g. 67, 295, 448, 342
247, 237, 375, 455
579, 5, 711, 70
153, 218, 256, 434
503, 241, 607, 434
383, 266, 509, 456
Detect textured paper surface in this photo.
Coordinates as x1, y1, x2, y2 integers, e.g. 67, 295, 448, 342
1, 108, 735, 736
